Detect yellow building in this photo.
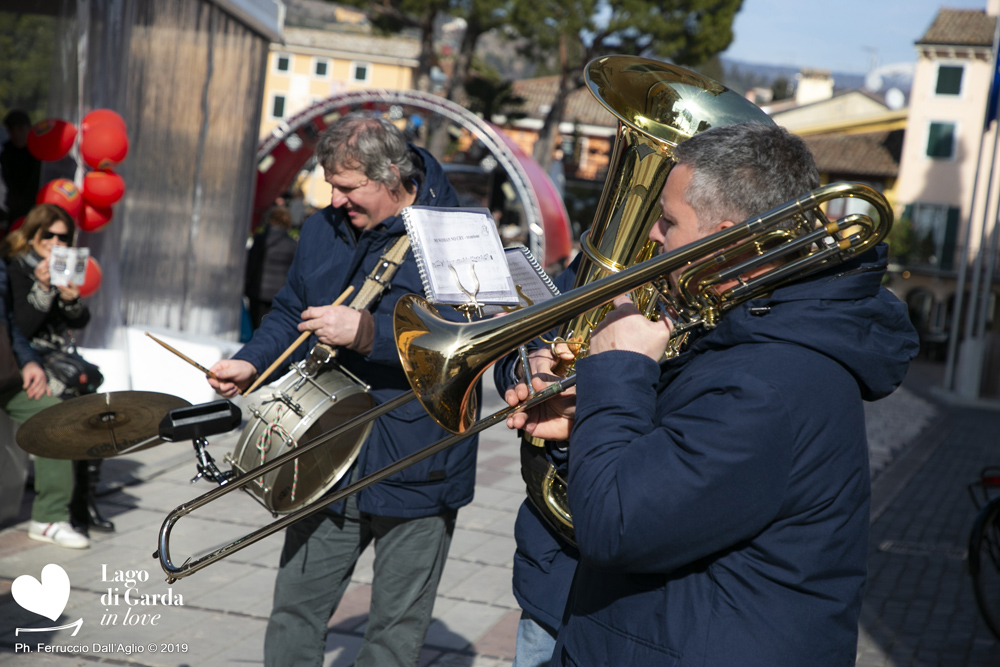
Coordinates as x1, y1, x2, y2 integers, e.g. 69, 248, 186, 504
259, 26, 419, 138
258, 26, 420, 207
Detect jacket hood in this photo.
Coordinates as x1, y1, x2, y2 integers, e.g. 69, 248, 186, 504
689, 244, 919, 401
413, 145, 456, 208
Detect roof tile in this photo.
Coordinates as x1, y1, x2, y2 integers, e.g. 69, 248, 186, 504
916, 9, 996, 47
802, 130, 903, 178
511, 77, 617, 127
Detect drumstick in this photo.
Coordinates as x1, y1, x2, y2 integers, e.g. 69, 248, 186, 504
145, 332, 219, 380
242, 285, 355, 396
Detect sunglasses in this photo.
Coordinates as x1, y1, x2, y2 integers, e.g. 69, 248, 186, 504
41, 231, 72, 243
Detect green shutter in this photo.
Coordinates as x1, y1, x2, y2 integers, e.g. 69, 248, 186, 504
936, 66, 963, 95
941, 206, 960, 271
927, 123, 956, 159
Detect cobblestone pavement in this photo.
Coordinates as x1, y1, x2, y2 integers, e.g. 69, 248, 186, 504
857, 361, 1000, 667
0, 360, 997, 666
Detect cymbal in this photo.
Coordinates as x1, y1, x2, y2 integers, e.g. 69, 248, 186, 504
17, 391, 192, 459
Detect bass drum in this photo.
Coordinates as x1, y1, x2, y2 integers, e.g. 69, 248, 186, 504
229, 364, 375, 514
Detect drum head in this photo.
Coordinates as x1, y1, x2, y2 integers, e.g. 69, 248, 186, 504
267, 391, 374, 513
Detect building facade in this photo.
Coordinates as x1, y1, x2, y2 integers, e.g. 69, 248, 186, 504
257, 25, 419, 208
260, 26, 419, 138
891, 1, 1000, 366
895, 2, 999, 274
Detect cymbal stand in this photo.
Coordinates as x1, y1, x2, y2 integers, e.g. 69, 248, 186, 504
158, 400, 243, 487
190, 438, 232, 485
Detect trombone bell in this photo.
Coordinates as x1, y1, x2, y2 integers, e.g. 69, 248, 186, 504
395, 295, 486, 435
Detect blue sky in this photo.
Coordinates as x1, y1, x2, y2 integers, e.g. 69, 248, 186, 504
724, 0, 991, 74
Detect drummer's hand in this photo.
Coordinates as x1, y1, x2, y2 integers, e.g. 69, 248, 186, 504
22, 362, 51, 400
208, 359, 257, 398
504, 344, 577, 441
298, 305, 361, 347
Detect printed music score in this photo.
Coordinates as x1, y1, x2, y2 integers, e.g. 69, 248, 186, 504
481, 246, 561, 316
402, 206, 518, 306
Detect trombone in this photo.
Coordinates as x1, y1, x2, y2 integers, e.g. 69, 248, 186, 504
155, 181, 892, 581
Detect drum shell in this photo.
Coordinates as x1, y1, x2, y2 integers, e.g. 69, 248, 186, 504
231, 366, 375, 514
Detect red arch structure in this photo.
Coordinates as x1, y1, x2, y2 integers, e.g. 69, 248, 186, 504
254, 90, 572, 268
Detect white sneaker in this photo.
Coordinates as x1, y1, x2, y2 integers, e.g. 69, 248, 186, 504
28, 521, 90, 549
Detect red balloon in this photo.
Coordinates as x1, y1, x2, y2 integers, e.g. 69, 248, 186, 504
78, 257, 102, 298
36, 179, 83, 219
26, 118, 77, 162
80, 122, 129, 170
82, 109, 126, 132
83, 171, 125, 208
80, 203, 113, 232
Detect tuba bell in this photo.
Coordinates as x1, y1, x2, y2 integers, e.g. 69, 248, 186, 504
522, 56, 777, 544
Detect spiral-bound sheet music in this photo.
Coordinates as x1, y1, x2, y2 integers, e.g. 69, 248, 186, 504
402, 206, 519, 305
481, 247, 561, 316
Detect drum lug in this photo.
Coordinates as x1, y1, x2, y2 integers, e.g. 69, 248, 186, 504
276, 392, 303, 415
337, 364, 371, 392
257, 394, 304, 416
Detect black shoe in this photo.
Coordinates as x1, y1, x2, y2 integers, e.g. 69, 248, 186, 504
71, 459, 116, 534
86, 502, 115, 533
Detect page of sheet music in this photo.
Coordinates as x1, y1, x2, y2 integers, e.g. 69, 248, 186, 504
405, 207, 518, 304
482, 247, 561, 316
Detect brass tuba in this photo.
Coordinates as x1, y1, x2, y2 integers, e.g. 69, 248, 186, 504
522, 56, 776, 544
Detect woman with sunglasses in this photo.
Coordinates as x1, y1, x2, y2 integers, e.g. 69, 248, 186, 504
3, 203, 108, 547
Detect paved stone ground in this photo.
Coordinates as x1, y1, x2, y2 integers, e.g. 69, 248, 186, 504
0, 360, 997, 666
856, 361, 1000, 667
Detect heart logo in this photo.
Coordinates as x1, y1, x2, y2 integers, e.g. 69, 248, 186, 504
12, 564, 71, 621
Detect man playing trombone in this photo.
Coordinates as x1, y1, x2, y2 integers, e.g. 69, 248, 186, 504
209, 113, 478, 667
503, 123, 919, 665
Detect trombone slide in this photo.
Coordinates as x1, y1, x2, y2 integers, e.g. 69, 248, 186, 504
155, 377, 575, 581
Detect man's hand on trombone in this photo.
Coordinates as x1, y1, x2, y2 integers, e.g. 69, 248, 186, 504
504, 339, 578, 442
503, 294, 673, 441
589, 295, 673, 361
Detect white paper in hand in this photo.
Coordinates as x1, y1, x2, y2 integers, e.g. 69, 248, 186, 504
49, 247, 89, 287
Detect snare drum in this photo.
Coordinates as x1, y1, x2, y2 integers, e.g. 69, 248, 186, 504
229, 362, 375, 514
